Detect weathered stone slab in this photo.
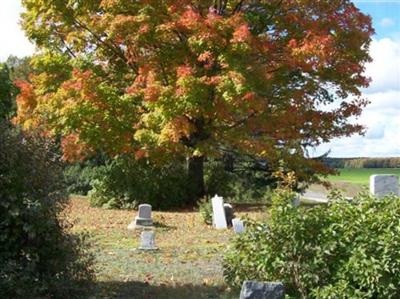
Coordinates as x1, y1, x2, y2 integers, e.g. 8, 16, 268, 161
370, 175, 400, 198
211, 195, 227, 229
138, 230, 157, 250
224, 203, 234, 226
232, 218, 245, 234
240, 281, 285, 299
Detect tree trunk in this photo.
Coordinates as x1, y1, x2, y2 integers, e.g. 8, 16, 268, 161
187, 155, 205, 204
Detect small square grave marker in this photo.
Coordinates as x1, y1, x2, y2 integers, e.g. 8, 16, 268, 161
232, 218, 245, 234
139, 230, 157, 250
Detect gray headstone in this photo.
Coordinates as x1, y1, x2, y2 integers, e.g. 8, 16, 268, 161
211, 195, 227, 229
127, 204, 153, 230
370, 175, 400, 198
240, 281, 285, 299
138, 204, 152, 219
139, 231, 157, 250
224, 203, 234, 226
232, 218, 245, 233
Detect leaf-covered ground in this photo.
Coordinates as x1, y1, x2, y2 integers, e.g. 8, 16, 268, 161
66, 196, 266, 299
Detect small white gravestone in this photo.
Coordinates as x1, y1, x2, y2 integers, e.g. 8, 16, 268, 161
232, 218, 245, 234
139, 230, 157, 250
370, 175, 400, 198
211, 195, 228, 229
127, 204, 153, 230
292, 196, 301, 207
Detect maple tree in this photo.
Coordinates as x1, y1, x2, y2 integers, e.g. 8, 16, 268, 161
17, 0, 373, 202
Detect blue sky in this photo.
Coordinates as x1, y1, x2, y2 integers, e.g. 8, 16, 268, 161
315, 0, 400, 157
0, 0, 399, 157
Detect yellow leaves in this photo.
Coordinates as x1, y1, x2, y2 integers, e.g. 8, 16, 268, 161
160, 116, 193, 143
290, 33, 335, 67
61, 133, 93, 162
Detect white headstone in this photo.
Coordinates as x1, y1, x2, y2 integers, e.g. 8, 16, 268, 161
370, 175, 400, 198
139, 230, 157, 250
211, 195, 227, 229
232, 218, 245, 234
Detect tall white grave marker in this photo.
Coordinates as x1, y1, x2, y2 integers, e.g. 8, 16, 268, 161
370, 175, 400, 198
211, 195, 227, 229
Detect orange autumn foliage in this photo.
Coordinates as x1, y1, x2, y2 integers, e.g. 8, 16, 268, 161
16, 0, 373, 181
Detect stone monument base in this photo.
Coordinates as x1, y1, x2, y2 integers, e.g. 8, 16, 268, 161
127, 217, 153, 230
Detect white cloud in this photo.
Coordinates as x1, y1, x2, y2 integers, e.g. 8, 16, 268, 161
0, 0, 35, 61
380, 17, 395, 28
315, 38, 400, 157
363, 38, 400, 93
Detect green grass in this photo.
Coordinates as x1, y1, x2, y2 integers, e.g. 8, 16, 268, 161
67, 196, 266, 299
328, 168, 400, 185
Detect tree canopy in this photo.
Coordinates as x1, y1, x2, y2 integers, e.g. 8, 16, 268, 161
16, 0, 373, 199
0, 63, 16, 120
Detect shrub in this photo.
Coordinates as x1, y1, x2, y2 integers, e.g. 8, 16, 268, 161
223, 189, 400, 299
64, 158, 105, 196
89, 155, 189, 210
0, 122, 93, 298
198, 197, 213, 225
204, 159, 274, 204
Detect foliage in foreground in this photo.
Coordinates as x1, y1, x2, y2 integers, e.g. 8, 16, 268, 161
0, 122, 93, 298
224, 190, 400, 299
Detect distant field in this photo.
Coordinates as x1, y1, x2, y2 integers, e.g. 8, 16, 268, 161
328, 168, 400, 185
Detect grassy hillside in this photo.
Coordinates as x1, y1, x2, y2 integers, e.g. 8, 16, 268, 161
328, 168, 400, 185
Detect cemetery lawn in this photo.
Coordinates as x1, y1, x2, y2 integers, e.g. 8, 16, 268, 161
327, 168, 400, 185
66, 196, 267, 299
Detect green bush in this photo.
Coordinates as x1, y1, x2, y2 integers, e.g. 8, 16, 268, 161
0, 123, 94, 298
198, 197, 213, 225
224, 190, 400, 299
64, 160, 105, 195
89, 155, 189, 210
204, 159, 274, 203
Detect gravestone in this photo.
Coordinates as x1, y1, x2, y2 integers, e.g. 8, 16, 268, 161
138, 230, 157, 250
232, 218, 245, 234
224, 203, 234, 226
370, 175, 400, 198
240, 281, 285, 299
292, 196, 300, 207
211, 195, 227, 229
127, 204, 153, 230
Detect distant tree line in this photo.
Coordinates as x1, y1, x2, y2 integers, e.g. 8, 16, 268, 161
323, 157, 400, 169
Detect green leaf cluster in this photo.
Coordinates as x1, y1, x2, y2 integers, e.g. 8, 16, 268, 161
0, 122, 94, 298
224, 190, 400, 298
